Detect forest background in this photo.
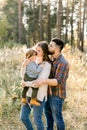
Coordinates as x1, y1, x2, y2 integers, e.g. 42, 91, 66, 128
0, 0, 87, 130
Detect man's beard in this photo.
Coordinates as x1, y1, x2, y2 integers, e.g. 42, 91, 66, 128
48, 50, 54, 55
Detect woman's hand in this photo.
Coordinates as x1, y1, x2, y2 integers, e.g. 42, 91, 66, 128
20, 80, 39, 88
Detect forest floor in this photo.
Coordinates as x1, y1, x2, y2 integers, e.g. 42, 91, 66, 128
0, 44, 87, 130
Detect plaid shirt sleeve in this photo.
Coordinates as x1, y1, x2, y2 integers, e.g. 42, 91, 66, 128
51, 59, 69, 99
55, 62, 69, 84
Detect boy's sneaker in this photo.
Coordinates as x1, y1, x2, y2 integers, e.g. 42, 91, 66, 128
30, 99, 40, 106
21, 98, 26, 103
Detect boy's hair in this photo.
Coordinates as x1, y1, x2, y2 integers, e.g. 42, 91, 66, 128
26, 49, 37, 58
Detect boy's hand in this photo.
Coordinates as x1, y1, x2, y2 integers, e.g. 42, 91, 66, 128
22, 59, 30, 67
36, 57, 43, 64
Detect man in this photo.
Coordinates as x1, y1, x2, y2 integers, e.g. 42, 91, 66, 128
33, 38, 69, 130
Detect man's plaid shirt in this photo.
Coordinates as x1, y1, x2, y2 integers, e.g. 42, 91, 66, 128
49, 54, 69, 99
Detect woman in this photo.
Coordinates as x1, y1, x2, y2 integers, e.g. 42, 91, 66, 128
20, 41, 51, 130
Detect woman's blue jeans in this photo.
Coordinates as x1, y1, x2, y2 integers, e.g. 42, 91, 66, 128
44, 96, 65, 130
20, 99, 45, 130
33, 100, 45, 130
20, 104, 33, 130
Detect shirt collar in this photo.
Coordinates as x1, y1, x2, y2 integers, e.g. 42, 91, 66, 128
51, 54, 61, 62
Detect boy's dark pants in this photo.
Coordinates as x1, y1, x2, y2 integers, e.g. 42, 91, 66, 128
22, 73, 38, 99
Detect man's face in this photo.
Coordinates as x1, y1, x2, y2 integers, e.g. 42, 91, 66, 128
48, 41, 58, 55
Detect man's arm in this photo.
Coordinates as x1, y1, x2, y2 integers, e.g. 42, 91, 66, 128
33, 62, 69, 87
33, 78, 58, 87
21, 61, 52, 88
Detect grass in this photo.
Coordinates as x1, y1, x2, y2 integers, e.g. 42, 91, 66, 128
0, 45, 87, 130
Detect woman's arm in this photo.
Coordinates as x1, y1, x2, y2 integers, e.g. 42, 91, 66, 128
20, 66, 26, 79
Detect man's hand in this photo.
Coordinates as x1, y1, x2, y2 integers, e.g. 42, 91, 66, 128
33, 79, 45, 87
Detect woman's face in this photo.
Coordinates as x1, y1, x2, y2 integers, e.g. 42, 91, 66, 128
36, 46, 44, 57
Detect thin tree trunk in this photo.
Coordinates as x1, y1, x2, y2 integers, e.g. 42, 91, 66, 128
56, 0, 62, 38
65, 0, 69, 43
71, 0, 74, 47
47, 0, 51, 42
18, 0, 22, 43
81, 0, 86, 52
77, 0, 81, 49
39, 0, 43, 40
32, 0, 36, 44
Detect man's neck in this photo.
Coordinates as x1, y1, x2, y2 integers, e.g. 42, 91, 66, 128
52, 52, 61, 59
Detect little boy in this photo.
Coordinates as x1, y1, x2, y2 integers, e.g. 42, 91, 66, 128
20, 49, 42, 106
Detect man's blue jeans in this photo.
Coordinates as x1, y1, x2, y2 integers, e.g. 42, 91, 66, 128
44, 96, 65, 130
20, 100, 45, 130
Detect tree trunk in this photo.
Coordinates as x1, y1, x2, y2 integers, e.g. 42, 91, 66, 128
77, 0, 81, 49
65, 0, 69, 43
18, 0, 22, 43
46, 0, 51, 43
71, 0, 74, 47
81, 0, 86, 52
56, 0, 62, 38
32, 0, 36, 44
39, 0, 43, 40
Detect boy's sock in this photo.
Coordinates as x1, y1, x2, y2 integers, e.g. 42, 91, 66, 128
28, 103, 32, 110
26, 96, 31, 103
30, 98, 41, 106
21, 98, 26, 103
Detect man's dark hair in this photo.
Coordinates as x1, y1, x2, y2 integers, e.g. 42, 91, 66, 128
52, 38, 65, 51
